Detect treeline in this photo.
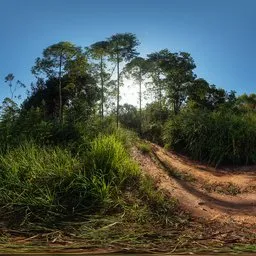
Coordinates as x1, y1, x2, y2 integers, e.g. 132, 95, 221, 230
1, 32, 256, 166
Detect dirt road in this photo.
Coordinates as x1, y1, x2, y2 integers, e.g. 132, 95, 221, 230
132, 144, 256, 226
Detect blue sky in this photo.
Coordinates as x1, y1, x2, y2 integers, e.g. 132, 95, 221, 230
0, 0, 255, 103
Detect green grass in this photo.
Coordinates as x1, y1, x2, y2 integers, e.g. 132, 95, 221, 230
232, 244, 256, 253
0, 143, 84, 224
86, 134, 139, 185
137, 142, 151, 154
0, 132, 172, 228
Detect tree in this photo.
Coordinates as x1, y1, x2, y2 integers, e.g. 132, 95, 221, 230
147, 50, 168, 111
107, 33, 140, 127
123, 57, 148, 134
23, 74, 99, 122
160, 51, 196, 114
186, 78, 210, 109
86, 41, 110, 120
186, 78, 236, 111
147, 50, 196, 115
119, 104, 140, 131
236, 93, 256, 111
4, 73, 25, 100
32, 41, 86, 124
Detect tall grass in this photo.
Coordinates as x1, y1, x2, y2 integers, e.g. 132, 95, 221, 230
0, 143, 84, 223
0, 133, 140, 225
163, 109, 256, 166
86, 134, 139, 187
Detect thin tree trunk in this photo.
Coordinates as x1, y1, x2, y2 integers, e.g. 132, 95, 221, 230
158, 73, 163, 121
159, 78, 162, 110
139, 70, 142, 135
116, 54, 120, 128
59, 54, 63, 124
9, 84, 13, 100
100, 56, 104, 120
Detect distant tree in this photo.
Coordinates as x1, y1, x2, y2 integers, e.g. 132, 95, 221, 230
119, 103, 140, 131
186, 78, 236, 110
107, 33, 140, 127
186, 78, 211, 109
32, 41, 86, 124
205, 85, 228, 109
161, 51, 196, 114
123, 57, 149, 134
147, 50, 168, 110
86, 41, 111, 120
147, 49, 196, 115
4, 73, 25, 100
236, 93, 256, 111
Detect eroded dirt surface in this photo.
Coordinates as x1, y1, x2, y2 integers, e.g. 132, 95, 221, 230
132, 144, 256, 226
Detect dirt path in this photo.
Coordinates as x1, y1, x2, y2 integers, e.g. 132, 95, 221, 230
152, 144, 256, 190
132, 145, 256, 226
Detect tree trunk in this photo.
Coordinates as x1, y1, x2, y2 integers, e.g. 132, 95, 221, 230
116, 55, 120, 128
59, 54, 63, 124
100, 56, 104, 120
139, 70, 142, 135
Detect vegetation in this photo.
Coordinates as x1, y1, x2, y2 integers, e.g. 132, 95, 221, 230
0, 32, 255, 252
137, 141, 151, 154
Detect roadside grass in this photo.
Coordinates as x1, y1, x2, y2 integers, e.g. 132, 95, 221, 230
232, 244, 256, 253
0, 133, 138, 226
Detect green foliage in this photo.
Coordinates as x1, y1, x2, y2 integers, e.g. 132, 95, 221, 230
236, 93, 256, 111
141, 102, 169, 145
112, 127, 137, 145
163, 109, 256, 166
107, 33, 140, 62
119, 103, 141, 132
